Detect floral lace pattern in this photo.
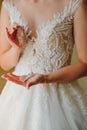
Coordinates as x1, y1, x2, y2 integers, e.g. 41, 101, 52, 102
3, 0, 83, 75
1, 1, 87, 130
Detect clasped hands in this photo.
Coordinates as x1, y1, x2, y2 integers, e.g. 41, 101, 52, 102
1, 72, 49, 89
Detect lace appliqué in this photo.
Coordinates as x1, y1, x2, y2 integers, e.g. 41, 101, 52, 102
2, 0, 83, 75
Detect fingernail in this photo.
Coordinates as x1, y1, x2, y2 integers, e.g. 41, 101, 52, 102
1, 74, 5, 78
20, 79, 25, 82
6, 28, 7, 30
1, 76, 8, 80
26, 86, 28, 89
27, 86, 29, 89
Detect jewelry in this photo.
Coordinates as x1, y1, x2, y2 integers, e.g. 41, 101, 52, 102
22, 72, 33, 82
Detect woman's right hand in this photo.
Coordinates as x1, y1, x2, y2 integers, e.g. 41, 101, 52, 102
6, 23, 27, 52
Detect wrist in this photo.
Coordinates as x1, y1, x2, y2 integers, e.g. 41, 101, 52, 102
11, 46, 22, 55
42, 73, 51, 83
43, 72, 58, 84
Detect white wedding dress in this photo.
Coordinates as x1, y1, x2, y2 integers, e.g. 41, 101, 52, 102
0, 0, 87, 129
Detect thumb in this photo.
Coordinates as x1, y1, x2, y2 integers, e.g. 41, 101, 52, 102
26, 80, 32, 89
19, 75, 26, 82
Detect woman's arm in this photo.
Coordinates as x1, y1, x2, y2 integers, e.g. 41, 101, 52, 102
0, 46, 22, 71
0, 3, 11, 55
1, 1, 87, 89
46, 61, 87, 83
0, 4, 26, 71
0, 4, 20, 71
46, 1, 87, 83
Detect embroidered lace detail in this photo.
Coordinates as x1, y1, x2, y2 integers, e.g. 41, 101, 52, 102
71, 0, 83, 14
1, 1, 87, 129
2, 1, 29, 33
2, 0, 73, 40
2, 0, 83, 75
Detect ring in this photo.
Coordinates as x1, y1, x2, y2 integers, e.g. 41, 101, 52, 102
23, 72, 33, 82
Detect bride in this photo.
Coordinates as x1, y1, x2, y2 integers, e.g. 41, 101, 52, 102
0, 0, 87, 129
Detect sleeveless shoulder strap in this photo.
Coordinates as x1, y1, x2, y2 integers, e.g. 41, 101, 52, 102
2, 0, 15, 12
2, 0, 28, 32
2, 0, 20, 24
70, 0, 84, 14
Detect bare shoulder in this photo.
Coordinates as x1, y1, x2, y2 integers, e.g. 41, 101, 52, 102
73, 0, 87, 64
2, 0, 11, 2
73, 0, 87, 18
0, 0, 12, 55
2, 0, 18, 4
73, 0, 87, 31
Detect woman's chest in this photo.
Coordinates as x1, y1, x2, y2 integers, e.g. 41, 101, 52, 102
13, 0, 67, 38
3, 0, 73, 42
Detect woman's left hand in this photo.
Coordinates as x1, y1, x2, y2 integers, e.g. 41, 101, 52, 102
1, 72, 48, 89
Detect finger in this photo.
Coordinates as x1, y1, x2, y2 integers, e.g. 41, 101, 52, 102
1, 74, 16, 82
26, 79, 36, 89
13, 26, 18, 32
6, 28, 18, 47
9, 73, 26, 81
1, 74, 17, 81
22, 26, 24, 29
2, 74, 22, 83
12, 28, 18, 37
7, 73, 21, 80
8, 73, 22, 79
26, 81, 32, 89
4, 75, 25, 86
12, 22, 18, 28
1, 74, 8, 79
22, 75, 33, 82
6, 27, 18, 47
19, 75, 27, 81
18, 29, 25, 37
5, 74, 23, 83
1, 73, 12, 79
19, 72, 35, 82
6, 27, 19, 47
6, 27, 12, 38
13, 27, 17, 31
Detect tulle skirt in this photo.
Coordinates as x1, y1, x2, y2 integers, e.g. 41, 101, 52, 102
0, 74, 87, 130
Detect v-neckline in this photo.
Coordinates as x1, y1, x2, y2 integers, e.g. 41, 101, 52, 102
28, 6, 70, 42
4, 0, 72, 42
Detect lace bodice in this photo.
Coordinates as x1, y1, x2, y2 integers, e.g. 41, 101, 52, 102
2, 0, 83, 74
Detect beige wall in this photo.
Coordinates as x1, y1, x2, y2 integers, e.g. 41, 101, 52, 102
0, 0, 87, 93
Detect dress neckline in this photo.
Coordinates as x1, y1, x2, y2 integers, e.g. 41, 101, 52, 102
3, 0, 72, 42
27, 0, 72, 42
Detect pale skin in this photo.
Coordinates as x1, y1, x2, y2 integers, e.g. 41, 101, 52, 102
0, 0, 87, 89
